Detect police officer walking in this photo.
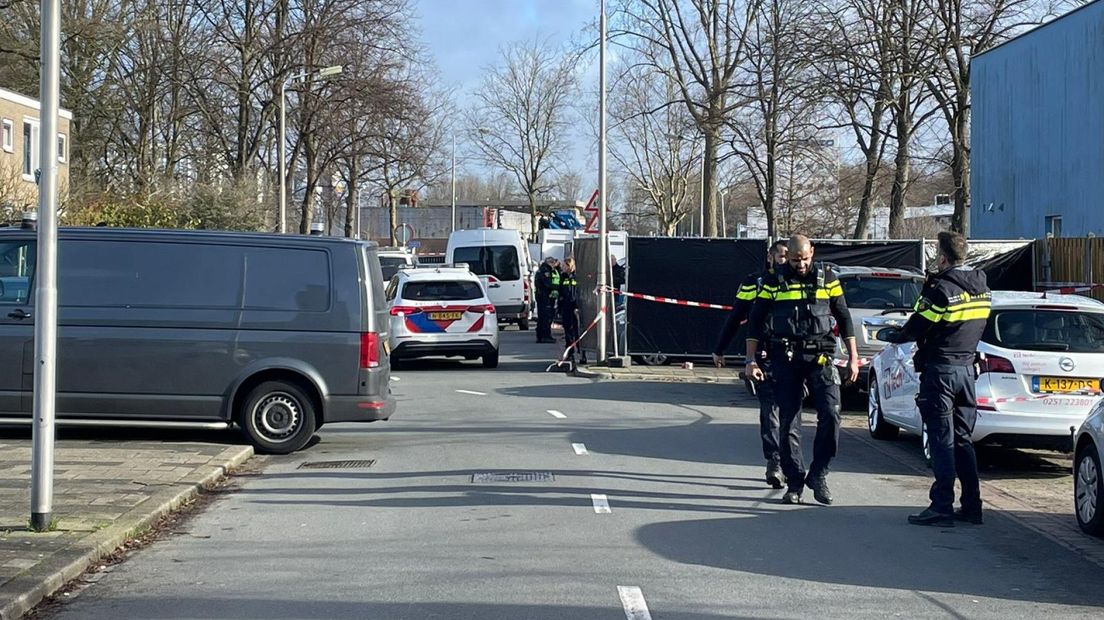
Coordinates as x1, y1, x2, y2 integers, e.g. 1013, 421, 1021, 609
713, 239, 789, 488
882, 231, 992, 527
745, 235, 860, 505
535, 257, 561, 344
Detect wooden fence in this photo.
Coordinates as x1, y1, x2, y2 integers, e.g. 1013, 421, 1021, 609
1036, 237, 1104, 301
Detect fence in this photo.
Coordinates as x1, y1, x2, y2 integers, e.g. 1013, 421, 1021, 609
1037, 237, 1104, 301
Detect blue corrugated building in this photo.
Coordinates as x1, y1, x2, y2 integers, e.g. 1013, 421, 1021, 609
971, 0, 1104, 239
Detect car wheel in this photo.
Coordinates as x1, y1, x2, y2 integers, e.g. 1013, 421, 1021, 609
482, 350, 500, 369
239, 381, 317, 455
867, 373, 900, 440
921, 422, 932, 468
1076, 444, 1104, 536
518, 317, 530, 331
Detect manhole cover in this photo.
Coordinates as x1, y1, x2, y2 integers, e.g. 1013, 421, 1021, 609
298, 460, 376, 469
471, 471, 555, 483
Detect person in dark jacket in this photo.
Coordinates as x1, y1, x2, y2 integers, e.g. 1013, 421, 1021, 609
559, 257, 581, 361
745, 235, 860, 505
714, 239, 788, 488
535, 257, 561, 343
882, 231, 992, 527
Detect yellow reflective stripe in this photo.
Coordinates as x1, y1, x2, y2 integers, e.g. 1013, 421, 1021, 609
774, 290, 806, 301
946, 301, 992, 311
919, 308, 944, 322
827, 286, 843, 298
736, 289, 757, 301
757, 289, 774, 300
816, 290, 831, 300
943, 308, 992, 322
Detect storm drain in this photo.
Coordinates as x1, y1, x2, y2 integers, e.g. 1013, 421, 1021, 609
471, 471, 555, 483
298, 459, 376, 470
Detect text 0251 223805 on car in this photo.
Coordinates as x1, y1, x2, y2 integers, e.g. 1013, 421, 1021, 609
0, 228, 396, 454
386, 266, 500, 368
867, 291, 1104, 458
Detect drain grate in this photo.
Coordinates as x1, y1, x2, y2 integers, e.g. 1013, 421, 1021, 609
298, 459, 376, 470
471, 471, 555, 483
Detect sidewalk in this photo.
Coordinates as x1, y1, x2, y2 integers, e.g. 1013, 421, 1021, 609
574, 362, 745, 384
0, 435, 252, 620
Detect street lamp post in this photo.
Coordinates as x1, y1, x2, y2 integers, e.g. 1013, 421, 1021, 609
720, 188, 728, 238
279, 65, 343, 234
451, 133, 457, 234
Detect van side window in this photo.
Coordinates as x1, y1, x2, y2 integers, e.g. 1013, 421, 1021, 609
0, 240, 35, 305
242, 246, 330, 312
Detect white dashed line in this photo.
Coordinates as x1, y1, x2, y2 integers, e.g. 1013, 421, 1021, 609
572, 443, 588, 455
455, 390, 487, 396
547, 409, 567, 419
617, 586, 652, 620
591, 494, 611, 514
390, 376, 401, 382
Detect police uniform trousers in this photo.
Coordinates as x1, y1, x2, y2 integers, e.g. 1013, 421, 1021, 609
754, 360, 781, 462
917, 364, 981, 515
560, 300, 580, 357
536, 293, 554, 341
772, 353, 841, 491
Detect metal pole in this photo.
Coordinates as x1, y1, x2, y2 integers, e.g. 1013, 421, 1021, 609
699, 154, 705, 237
31, 0, 60, 532
597, 0, 609, 362
278, 80, 288, 234
451, 134, 457, 234
721, 191, 727, 237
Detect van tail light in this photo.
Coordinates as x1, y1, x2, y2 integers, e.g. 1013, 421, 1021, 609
523, 279, 531, 303
978, 353, 1015, 374
389, 306, 422, 316
468, 304, 496, 314
360, 332, 380, 369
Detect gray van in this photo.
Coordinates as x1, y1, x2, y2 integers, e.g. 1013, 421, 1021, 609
0, 228, 395, 454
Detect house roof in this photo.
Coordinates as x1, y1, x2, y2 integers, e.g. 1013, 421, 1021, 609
0, 87, 74, 121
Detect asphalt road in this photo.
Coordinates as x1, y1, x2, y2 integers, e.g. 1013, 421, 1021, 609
44, 331, 1104, 619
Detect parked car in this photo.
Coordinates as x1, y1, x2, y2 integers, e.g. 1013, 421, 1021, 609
866, 291, 1104, 460
378, 247, 419, 281
0, 228, 395, 454
833, 266, 925, 388
386, 266, 500, 368
1074, 400, 1104, 536
446, 229, 532, 331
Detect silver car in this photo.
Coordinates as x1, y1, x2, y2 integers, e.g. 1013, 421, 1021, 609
1075, 400, 1104, 535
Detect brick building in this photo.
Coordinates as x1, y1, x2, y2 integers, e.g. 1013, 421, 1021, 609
0, 86, 72, 214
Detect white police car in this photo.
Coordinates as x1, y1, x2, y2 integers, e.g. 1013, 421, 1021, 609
866, 291, 1104, 459
386, 266, 500, 368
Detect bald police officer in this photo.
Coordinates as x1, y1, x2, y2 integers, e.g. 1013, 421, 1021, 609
745, 235, 860, 505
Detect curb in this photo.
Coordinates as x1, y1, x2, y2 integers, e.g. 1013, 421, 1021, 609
0, 445, 253, 620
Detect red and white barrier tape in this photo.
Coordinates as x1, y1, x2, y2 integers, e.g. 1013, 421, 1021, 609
547, 304, 608, 371
599, 287, 733, 311
1037, 283, 1104, 295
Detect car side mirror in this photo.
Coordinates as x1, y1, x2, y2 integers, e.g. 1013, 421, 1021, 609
875, 327, 901, 343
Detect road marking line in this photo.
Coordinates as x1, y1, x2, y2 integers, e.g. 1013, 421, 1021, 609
572, 443, 588, 455
390, 376, 401, 382
617, 586, 652, 620
591, 493, 611, 514
456, 390, 487, 396
547, 409, 567, 419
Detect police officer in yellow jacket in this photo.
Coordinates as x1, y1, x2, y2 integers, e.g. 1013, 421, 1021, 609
881, 231, 992, 527
745, 235, 860, 505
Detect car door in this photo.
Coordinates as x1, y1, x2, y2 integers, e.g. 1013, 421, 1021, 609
0, 238, 35, 415
883, 342, 922, 431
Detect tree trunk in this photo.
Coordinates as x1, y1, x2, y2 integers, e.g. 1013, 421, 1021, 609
389, 189, 398, 246
528, 191, 537, 241
888, 99, 911, 239
344, 161, 359, 238
950, 92, 970, 234
702, 127, 720, 237
298, 137, 317, 234
853, 102, 886, 239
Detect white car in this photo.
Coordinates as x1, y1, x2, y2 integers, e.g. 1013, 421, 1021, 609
386, 267, 500, 368
866, 291, 1104, 460
378, 247, 419, 281
1074, 400, 1104, 536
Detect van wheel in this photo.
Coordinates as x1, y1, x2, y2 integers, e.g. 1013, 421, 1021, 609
518, 317, 530, 331
239, 381, 317, 455
483, 350, 500, 369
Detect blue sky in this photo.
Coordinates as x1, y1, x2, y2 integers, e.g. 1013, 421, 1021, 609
415, 0, 599, 186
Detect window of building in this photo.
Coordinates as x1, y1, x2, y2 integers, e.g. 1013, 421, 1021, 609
57, 133, 67, 164
22, 119, 39, 180
1045, 215, 1063, 238
1, 119, 12, 153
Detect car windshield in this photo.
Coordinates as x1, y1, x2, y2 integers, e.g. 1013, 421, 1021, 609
402, 280, 484, 302
379, 256, 409, 281
453, 245, 520, 281
984, 309, 1104, 353
840, 276, 922, 310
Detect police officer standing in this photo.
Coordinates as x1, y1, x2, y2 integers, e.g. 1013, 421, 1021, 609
713, 240, 789, 488
882, 231, 991, 527
535, 257, 561, 344
745, 235, 859, 505
559, 257, 581, 363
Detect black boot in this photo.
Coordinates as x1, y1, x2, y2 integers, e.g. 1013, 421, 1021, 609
909, 507, 955, 527
765, 458, 785, 489
954, 507, 983, 525
804, 472, 833, 505
781, 490, 802, 504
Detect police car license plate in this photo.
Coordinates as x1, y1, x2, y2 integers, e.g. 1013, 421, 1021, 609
1034, 376, 1101, 394
428, 311, 463, 321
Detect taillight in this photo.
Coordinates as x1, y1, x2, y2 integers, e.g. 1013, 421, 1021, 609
389, 306, 422, 316
360, 332, 380, 369
468, 304, 496, 314
978, 353, 1015, 374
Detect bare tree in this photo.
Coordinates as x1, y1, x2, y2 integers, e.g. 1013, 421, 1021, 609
616, 0, 759, 236
466, 39, 578, 237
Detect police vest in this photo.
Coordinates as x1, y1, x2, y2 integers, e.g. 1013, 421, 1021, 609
759, 265, 841, 344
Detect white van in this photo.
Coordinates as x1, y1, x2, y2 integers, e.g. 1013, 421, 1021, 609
447, 229, 532, 330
